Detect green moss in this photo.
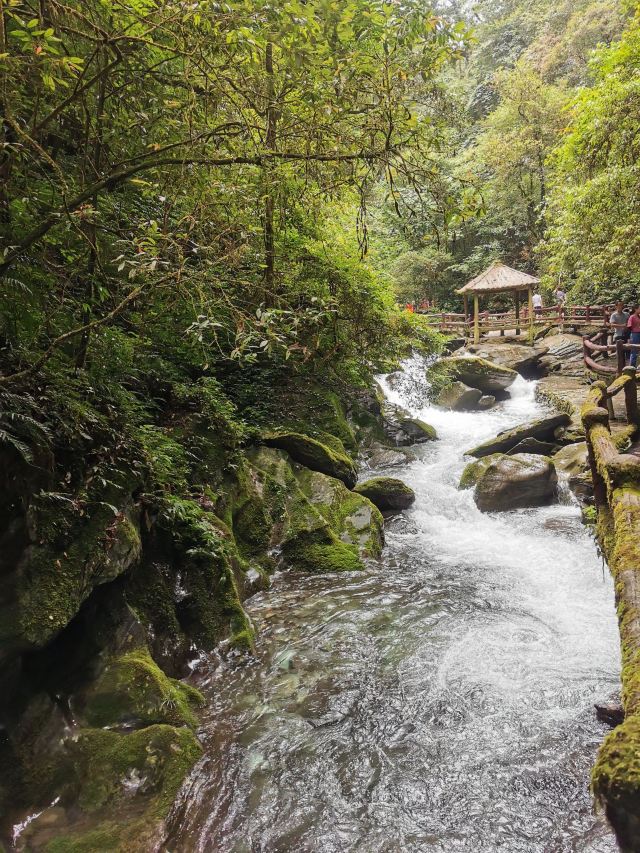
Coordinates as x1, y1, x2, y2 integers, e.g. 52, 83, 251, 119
282, 531, 362, 574
398, 417, 438, 441
46, 825, 122, 853
354, 477, 415, 510
82, 647, 203, 730
159, 497, 254, 651
8, 504, 142, 652
593, 716, 640, 846
126, 559, 182, 639
261, 431, 358, 488
459, 455, 503, 489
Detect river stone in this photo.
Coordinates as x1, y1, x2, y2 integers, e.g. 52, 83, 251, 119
459, 455, 503, 490
436, 381, 483, 412
466, 342, 549, 377
262, 431, 357, 488
506, 438, 557, 456
553, 442, 588, 477
477, 395, 497, 411
471, 453, 558, 512
465, 413, 572, 458
438, 356, 518, 394
390, 416, 438, 446
354, 477, 416, 511
364, 443, 413, 468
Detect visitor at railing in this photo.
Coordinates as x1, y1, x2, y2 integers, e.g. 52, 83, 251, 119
609, 301, 630, 347
628, 306, 640, 367
553, 286, 567, 308
532, 290, 543, 317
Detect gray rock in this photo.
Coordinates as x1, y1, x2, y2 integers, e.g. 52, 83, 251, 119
438, 356, 518, 394
466, 413, 572, 458
506, 438, 557, 456
470, 453, 558, 513
436, 381, 483, 412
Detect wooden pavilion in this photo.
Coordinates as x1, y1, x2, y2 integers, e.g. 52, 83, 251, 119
457, 262, 541, 344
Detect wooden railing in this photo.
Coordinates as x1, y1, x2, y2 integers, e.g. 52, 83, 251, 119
583, 331, 640, 378
581, 374, 640, 850
420, 304, 613, 337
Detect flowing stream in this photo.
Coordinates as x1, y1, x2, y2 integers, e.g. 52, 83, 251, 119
167, 358, 621, 852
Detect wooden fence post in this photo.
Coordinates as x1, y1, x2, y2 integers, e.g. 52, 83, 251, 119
623, 366, 640, 428
617, 339, 626, 377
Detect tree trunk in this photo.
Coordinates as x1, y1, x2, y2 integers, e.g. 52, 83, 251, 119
264, 41, 277, 300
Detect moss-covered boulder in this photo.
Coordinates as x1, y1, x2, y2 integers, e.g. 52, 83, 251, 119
459, 455, 504, 490
1, 497, 142, 657
354, 478, 416, 511
395, 416, 438, 444
262, 431, 357, 488
465, 413, 572, 458
80, 647, 204, 730
36, 725, 202, 853
506, 438, 557, 456
230, 447, 383, 575
467, 453, 558, 512
436, 356, 518, 395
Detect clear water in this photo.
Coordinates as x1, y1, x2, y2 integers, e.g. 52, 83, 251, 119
165, 357, 620, 853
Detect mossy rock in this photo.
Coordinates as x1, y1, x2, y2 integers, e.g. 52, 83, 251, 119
281, 530, 362, 574
397, 417, 438, 443
436, 356, 518, 394
470, 453, 558, 513
459, 455, 504, 490
40, 725, 202, 852
296, 467, 384, 558
2, 502, 142, 654
156, 498, 255, 651
80, 646, 204, 730
239, 448, 383, 572
592, 715, 640, 853
465, 413, 572, 458
262, 431, 357, 488
354, 477, 416, 511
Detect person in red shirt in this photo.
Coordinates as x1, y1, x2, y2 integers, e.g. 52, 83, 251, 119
628, 305, 640, 366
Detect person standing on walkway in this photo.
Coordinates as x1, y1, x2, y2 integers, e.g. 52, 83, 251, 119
610, 301, 630, 345
628, 305, 640, 367
532, 291, 543, 317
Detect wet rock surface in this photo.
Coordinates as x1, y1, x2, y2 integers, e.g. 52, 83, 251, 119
463, 453, 559, 512
466, 413, 572, 458
354, 477, 416, 511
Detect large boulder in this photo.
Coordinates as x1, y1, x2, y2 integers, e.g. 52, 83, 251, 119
354, 477, 416, 511
465, 413, 572, 458
262, 431, 357, 488
466, 342, 549, 377
506, 438, 557, 456
438, 356, 518, 395
461, 453, 558, 512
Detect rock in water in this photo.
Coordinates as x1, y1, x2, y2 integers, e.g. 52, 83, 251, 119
465, 414, 572, 458
462, 453, 558, 512
552, 442, 588, 477
354, 477, 416, 511
595, 702, 625, 728
435, 381, 483, 412
437, 356, 518, 395
466, 342, 549, 377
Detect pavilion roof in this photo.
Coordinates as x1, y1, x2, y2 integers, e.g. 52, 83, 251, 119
457, 263, 540, 295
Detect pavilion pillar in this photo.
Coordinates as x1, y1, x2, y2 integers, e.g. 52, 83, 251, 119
515, 291, 521, 336
463, 294, 469, 339
527, 287, 534, 344
473, 294, 480, 344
